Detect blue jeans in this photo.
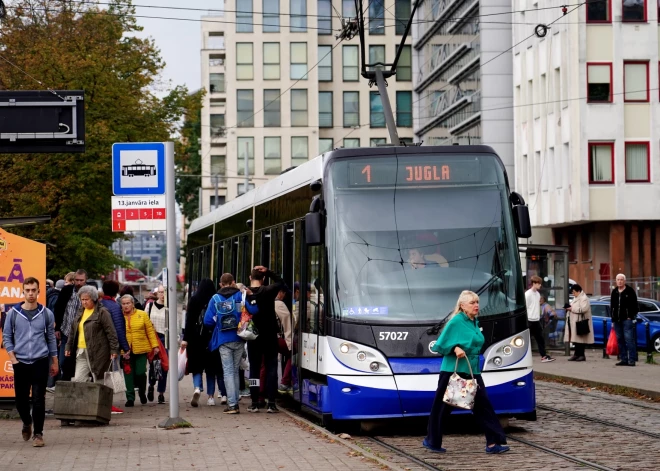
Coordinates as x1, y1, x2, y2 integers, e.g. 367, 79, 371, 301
613, 319, 637, 363
206, 361, 227, 398
220, 341, 245, 407
192, 373, 204, 391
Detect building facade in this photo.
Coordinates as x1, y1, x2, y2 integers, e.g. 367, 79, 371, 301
111, 232, 167, 273
411, 0, 514, 175
199, 0, 415, 212
512, 1, 660, 296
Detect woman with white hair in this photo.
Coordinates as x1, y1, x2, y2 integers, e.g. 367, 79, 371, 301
423, 290, 509, 455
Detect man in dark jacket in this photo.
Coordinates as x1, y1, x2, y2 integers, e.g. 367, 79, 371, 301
610, 273, 639, 366
247, 266, 285, 413
100, 280, 130, 353
53, 269, 87, 381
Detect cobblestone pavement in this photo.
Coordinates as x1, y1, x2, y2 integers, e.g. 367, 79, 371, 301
0, 382, 384, 471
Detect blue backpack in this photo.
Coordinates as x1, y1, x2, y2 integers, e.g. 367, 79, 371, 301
212, 294, 240, 331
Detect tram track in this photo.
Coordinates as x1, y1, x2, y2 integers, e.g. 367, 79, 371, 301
365, 437, 441, 471
537, 381, 660, 412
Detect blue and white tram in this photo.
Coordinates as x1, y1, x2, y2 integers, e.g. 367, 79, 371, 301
186, 145, 536, 423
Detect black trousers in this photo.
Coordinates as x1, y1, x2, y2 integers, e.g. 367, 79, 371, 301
247, 337, 278, 403
529, 321, 547, 357
574, 343, 586, 357
426, 372, 507, 449
13, 357, 50, 436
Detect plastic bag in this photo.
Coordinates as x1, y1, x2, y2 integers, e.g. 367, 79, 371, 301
606, 327, 619, 356
104, 358, 127, 394
237, 291, 259, 341
177, 347, 187, 381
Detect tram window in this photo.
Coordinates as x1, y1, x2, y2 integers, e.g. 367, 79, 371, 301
271, 226, 282, 277
254, 232, 262, 275
261, 230, 271, 268
307, 243, 325, 335
215, 242, 224, 283
231, 238, 239, 279
283, 223, 294, 288
223, 240, 232, 278
197, 247, 204, 286
240, 233, 252, 284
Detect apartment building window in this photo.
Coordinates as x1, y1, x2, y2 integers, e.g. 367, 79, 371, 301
263, 0, 280, 32
369, 0, 385, 34
586, 63, 612, 102
625, 142, 650, 182
624, 61, 649, 102
318, 45, 333, 81
291, 0, 307, 32
291, 89, 308, 126
291, 43, 308, 80
263, 43, 280, 80
291, 137, 308, 166
344, 138, 360, 148
396, 91, 412, 127
210, 114, 225, 137
210, 155, 226, 176
236, 43, 253, 80
207, 33, 225, 49
396, 45, 412, 81
369, 45, 385, 71
237, 0, 253, 33
586, 0, 610, 22
318, 0, 332, 34
343, 45, 359, 81
319, 91, 333, 127
209, 73, 225, 93
588, 142, 614, 184
264, 89, 281, 127
264, 137, 282, 174
370, 92, 385, 128
238, 183, 256, 196
342, 0, 356, 17
237, 137, 255, 175
319, 138, 334, 154
622, 0, 646, 21
237, 90, 254, 127
343, 91, 359, 127
371, 138, 386, 147
395, 0, 411, 34
209, 54, 224, 67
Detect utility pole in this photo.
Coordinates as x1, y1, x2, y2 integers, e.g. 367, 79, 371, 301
212, 174, 219, 210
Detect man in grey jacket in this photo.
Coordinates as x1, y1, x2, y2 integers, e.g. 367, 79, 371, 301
2, 277, 58, 447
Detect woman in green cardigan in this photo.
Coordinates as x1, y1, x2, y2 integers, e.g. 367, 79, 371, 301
423, 290, 510, 454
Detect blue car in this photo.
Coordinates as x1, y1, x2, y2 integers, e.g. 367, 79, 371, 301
589, 297, 660, 353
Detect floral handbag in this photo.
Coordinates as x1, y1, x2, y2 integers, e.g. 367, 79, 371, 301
442, 357, 479, 410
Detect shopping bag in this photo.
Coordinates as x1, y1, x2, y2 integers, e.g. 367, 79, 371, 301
104, 358, 127, 394
606, 327, 619, 356
177, 347, 187, 382
237, 291, 259, 341
442, 357, 478, 410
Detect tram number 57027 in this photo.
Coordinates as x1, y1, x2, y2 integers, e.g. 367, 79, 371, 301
379, 332, 409, 340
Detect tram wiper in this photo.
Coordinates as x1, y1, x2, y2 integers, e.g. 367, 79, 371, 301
426, 269, 507, 336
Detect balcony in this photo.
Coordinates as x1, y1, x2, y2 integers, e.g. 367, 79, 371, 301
415, 88, 480, 136
415, 0, 479, 50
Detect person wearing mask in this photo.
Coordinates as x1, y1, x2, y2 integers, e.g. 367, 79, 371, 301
147, 284, 168, 403
247, 266, 285, 413
525, 276, 555, 363
275, 289, 293, 392
3, 277, 58, 448
424, 290, 509, 454
565, 284, 594, 361
120, 295, 159, 407
54, 269, 88, 381
181, 278, 216, 407
610, 274, 639, 367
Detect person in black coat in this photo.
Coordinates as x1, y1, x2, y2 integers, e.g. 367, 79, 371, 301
181, 278, 216, 407
610, 274, 639, 366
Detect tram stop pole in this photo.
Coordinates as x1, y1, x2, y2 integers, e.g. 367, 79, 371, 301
159, 141, 190, 429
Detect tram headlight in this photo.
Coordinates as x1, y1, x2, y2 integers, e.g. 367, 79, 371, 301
502, 345, 513, 356
482, 331, 530, 371
356, 351, 367, 362
339, 343, 350, 354
493, 356, 503, 367
511, 336, 525, 348
370, 362, 380, 372
327, 337, 390, 374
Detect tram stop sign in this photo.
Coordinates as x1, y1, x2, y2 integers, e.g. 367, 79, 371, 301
0, 90, 85, 153
112, 142, 166, 196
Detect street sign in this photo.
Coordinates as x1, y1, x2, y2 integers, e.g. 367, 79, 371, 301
111, 196, 166, 232
112, 142, 166, 195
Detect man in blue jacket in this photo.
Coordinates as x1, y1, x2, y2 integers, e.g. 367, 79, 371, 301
2, 277, 58, 447
204, 273, 258, 414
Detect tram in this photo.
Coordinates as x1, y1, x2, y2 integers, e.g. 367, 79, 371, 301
186, 145, 536, 423
122, 162, 157, 177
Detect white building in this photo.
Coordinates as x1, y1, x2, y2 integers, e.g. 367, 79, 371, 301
512, 0, 660, 295
411, 0, 515, 175
199, 0, 416, 211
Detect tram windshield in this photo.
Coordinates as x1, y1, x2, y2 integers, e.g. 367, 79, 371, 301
326, 153, 525, 324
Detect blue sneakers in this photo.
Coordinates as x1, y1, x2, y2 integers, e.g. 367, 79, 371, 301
422, 439, 446, 453
485, 444, 510, 454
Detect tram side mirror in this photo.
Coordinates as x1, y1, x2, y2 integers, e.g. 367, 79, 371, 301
510, 192, 532, 238
305, 196, 325, 246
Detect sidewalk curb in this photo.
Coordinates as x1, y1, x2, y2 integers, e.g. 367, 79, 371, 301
281, 409, 407, 471
535, 372, 660, 400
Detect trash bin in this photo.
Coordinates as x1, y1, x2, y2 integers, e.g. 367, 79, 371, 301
53, 381, 113, 425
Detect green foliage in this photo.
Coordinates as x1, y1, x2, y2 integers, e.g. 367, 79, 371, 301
0, 0, 199, 278
174, 98, 204, 227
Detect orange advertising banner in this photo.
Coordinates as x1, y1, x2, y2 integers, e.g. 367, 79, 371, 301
0, 228, 47, 398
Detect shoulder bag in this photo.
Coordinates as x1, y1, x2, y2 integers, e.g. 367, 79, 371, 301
443, 357, 479, 410
576, 313, 591, 336
104, 357, 127, 394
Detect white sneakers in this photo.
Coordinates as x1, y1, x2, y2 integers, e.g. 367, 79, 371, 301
207, 397, 216, 406
220, 396, 227, 405
191, 388, 201, 407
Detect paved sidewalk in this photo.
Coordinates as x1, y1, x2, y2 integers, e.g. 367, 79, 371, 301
0, 380, 383, 471
534, 349, 660, 397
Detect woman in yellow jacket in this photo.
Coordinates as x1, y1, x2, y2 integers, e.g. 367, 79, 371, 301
120, 294, 159, 407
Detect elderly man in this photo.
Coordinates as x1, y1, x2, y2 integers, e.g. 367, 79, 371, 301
53, 269, 88, 381
610, 274, 638, 367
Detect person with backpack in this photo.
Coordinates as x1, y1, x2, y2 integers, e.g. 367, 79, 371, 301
204, 273, 258, 414
2, 277, 59, 448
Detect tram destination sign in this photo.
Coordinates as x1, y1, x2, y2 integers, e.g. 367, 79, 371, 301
348, 158, 481, 187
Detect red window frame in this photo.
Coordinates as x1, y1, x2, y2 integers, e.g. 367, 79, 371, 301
623, 61, 649, 103
624, 141, 651, 183
588, 142, 615, 185
586, 62, 613, 103
586, 0, 612, 23
622, 0, 647, 22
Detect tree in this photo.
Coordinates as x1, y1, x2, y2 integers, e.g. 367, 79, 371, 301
0, 0, 201, 277
174, 97, 203, 226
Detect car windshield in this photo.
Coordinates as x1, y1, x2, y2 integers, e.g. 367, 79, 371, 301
325, 153, 525, 324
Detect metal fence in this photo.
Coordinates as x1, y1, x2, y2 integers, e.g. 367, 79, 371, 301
593, 277, 660, 300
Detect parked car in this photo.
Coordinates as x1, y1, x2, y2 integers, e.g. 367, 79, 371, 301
588, 297, 660, 353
